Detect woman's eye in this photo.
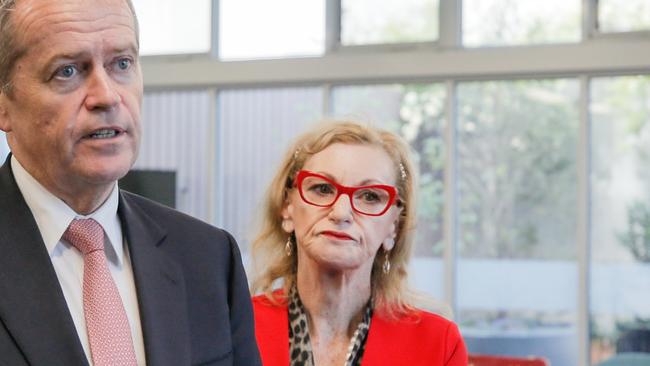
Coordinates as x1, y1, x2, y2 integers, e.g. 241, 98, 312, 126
362, 192, 380, 202
356, 189, 387, 204
311, 184, 334, 194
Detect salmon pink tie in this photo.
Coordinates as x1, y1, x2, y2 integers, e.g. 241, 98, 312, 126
63, 218, 137, 366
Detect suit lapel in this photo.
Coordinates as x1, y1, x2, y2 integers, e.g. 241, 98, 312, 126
0, 156, 88, 365
118, 192, 191, 366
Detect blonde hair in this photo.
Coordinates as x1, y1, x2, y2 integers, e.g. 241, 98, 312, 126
251, 120, 419, 317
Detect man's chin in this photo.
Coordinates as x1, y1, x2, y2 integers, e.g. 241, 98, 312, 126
74, 159, 135, 186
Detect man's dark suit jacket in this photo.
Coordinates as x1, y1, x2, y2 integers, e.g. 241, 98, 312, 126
0, 156, 261, 366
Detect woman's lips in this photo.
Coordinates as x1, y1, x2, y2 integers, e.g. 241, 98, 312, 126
321, 231, 354, 240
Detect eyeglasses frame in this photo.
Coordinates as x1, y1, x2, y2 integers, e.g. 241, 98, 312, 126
293, 170, 400, 216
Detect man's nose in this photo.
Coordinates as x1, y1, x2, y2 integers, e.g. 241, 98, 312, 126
84, 68, 120, 111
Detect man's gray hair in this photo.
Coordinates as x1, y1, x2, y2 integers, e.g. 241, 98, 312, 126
0, 0, 139, 96
0, 0, 18, 95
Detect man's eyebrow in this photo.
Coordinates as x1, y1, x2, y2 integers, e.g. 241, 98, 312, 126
40, 51, 90, 76
110, 44, 139, 56
45, 51, 89, 65
42, 45, 138, 69
46, 44, 138, 59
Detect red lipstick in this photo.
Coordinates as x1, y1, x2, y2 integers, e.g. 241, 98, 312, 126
321, 231, 354, 240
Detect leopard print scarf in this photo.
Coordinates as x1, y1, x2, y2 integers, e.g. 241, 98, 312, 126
288, 287, 373, 366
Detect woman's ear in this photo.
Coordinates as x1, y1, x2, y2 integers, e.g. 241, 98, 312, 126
382, 237, 395, 251
281, 201, 295, 234
382, 221, 398, 251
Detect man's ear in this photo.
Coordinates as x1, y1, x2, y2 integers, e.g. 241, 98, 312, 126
0, 93, 13, 133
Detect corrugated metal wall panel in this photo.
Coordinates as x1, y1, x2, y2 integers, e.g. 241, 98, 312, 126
0, 132, 8, 162
133, 90, 212, 222
217, 87, 324, 250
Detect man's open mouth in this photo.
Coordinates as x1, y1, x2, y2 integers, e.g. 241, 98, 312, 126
88, 129, 122, 139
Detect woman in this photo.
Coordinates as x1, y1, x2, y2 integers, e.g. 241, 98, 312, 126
251, 121, 467, 366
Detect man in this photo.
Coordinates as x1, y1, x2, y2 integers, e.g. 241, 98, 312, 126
0, 0, 261, 365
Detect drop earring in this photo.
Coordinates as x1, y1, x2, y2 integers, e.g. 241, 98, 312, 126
285, 236, 292, 257
383, 251, 391, 274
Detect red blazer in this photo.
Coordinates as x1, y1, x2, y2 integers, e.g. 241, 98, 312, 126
253, 293, 468, 366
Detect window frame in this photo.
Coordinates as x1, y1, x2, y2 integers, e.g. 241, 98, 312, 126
591, 0, 650, 36
137, 1, 650, 365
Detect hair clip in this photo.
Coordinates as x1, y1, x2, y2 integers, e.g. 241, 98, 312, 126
293, 148, 300, 161
399, 163, 407, 181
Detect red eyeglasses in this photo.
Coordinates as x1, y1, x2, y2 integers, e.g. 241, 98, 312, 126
293, 170, 400, 216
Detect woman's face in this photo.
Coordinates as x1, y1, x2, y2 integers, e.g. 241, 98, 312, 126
282, 143, 401, 273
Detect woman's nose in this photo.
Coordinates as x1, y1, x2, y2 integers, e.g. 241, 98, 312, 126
328, 193, 354, 222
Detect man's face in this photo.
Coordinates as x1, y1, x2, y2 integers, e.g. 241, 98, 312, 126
0, 0, 142, 200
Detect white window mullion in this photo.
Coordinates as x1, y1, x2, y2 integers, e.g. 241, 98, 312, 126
322, 83, 332, 115
577, 75, 592, 366
583, 0, 598, 40
211, 0, 221, 59
438, 0, 462, 49
325, 0, 341, 53
207, 88, 219, 226
213, 88, 226, 228
443, 79, 458, 316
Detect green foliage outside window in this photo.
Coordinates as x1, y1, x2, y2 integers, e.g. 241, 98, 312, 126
618, 201, 650, 263
458, 80, 578, 259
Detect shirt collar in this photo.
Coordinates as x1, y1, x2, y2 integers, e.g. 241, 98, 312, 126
11, 156, 125, 265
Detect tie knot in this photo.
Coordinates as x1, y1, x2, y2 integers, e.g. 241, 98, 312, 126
63, 218, 105, 255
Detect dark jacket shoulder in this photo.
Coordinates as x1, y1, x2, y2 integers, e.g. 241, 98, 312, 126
119, 190, 237, 253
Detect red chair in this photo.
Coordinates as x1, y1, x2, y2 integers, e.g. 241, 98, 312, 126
469, 353, 550, 366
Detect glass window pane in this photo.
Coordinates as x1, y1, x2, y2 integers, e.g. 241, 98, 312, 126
457, 79, 580, 365
331, 83, 446, 301
134, 90, 213, 221
463, 0, 581, 47
218, 87, 324, 251
341, 0, 439, 45
598, 0, 650, 33
590, 75, 650, 365
219, 0, 325, 60
132, 0, 211, 55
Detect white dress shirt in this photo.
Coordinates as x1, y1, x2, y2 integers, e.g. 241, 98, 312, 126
11, 156, 146, 366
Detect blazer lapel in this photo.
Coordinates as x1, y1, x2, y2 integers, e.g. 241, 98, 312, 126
0, 156, 88, 365
118, 192, 191, 366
